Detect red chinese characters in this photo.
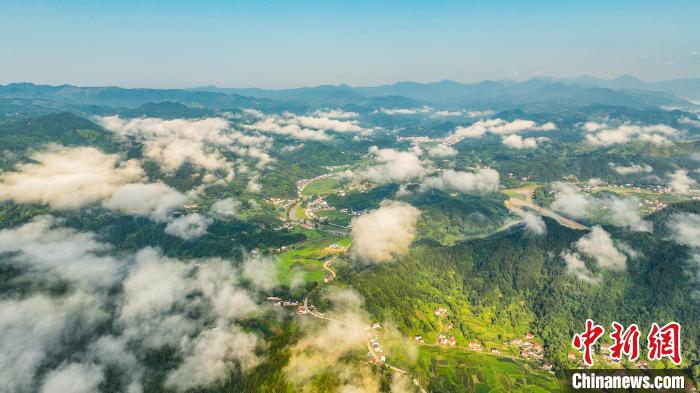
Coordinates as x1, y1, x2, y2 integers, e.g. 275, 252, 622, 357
572, 319, 604, 366
609, 322, 640, 361
647, 322, 682, 365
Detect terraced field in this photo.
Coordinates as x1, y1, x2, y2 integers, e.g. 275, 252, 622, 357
417, 347, 561, 393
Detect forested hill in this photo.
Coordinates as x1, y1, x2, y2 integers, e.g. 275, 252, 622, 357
343, 203, 700, 374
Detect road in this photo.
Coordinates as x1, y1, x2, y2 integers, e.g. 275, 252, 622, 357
507, 198, 589, 230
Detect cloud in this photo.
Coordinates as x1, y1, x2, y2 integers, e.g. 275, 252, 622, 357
0, 145, 144, 209
284, 288, 379, 392
550, 183, 651, 232
364, 146, 430, 183
39, 363, 104, 393
431, 109, 495, 118
165, 327, 260, 391
103, 182, 186, 222
421, 168, 500, 193
668, 169, 695, 194
351, 200, 420, 263
98, 116, 273, 178
523, 212, 546, 235
376, 106, 432, 115
582, 121, 678, 146
501, 134, 549, 149
243, 111, 369, 141
575, 226, 627, 270
667, 213, 700, 248
451, 118, 556, 142
609, 162, 653, 175
164, 213, 213, 239
246, 175, 262, 193
426, 144, 457, 158
0, 293, 108, 393
0, 215, 123, 289
311, 108, 359, 119
0, 218, 265, 393
667, 213, 700, 294
679, 116, 700, 128
241, 255, 279, 291
562, 252, 601, 284
562, 226, 627, 283
210, 197, 242, 218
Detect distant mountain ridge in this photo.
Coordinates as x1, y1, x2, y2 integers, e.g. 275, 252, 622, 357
1, 76, 698, 116
192, 76, 699, 110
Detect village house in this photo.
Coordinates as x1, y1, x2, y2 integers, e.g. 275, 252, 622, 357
467, 340, 482, 351
434, 307, 448, 317
490, 348, 500, 354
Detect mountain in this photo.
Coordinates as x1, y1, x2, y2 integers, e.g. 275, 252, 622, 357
2, 77, 698, 115
559, 75, 700, 101
0, 83, 290, 111
196, 79, 695, 110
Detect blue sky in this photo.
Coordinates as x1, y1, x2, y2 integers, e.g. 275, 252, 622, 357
1, 0, 699, 88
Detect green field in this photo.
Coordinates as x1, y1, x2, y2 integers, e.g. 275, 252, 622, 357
276, 234, 351, 284
416, 347, 561, 393
302, 176, 342, 196
314, 209, 352, 227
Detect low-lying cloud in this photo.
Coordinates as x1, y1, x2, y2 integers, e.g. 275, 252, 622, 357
562, 226, 627, 283
351, 200, 420, 263
550, 183, 651, 232
0, 145, 144, 209
582, 121, 678, 146
421, 168, 500, 193
609, 162, 653, 175
0, 217, 277, 393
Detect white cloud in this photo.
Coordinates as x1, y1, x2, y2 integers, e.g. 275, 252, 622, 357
98, 116, 273, 178
284, 288, 386, 392
575, 226, 627, 270
451, 118, 556, 141
165, 328, 260, 391
667, 213, 700, 294
243, 111, 368, 141
39, 363, 104, 393
668, 169, 696, 194
562, 251, 600, 284
426, 144, 457, 158
376, 106, 432, 115
103, 182, 186, 222
550, 183, 651, 232
364, 146, 430, 183
164, 213, 213, 239
609, 162, 653, 175
241, 255, 279, 291
210, 197, 242, 218
0, 145, 144, 209
667, 213, 700, 248
0, 217, 265, 392
431, 109, 495, 118
0, 215, 123, 289
562, 226, 627, 283
311, 108, 359, 119
351, 201, 420, 263
523, 212, 546, 235
679, 116, 700, 128
0, 293, 107, 393
501, 134, 549, 149
582, 121, 678, 146
421, 168, 500, 193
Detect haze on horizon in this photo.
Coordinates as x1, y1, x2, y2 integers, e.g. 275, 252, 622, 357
1, 0, 699, 89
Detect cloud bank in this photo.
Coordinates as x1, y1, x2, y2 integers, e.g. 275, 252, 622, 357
351, 200, 420, 263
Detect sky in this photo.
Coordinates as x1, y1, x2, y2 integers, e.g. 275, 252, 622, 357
1, 0, 699, 88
